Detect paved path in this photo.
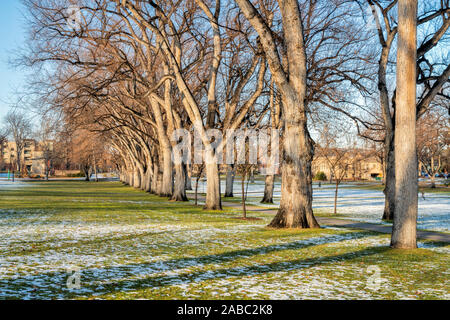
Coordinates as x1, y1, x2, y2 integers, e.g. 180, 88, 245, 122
188, 195, 450, 243
315, 217, 450, 243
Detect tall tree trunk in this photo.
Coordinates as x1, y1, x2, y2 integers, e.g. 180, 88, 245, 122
133, 168, 141, 189
155, 167, 163, 196
391, 0, 418, 249
242, 168, 247, 219
119, 166, 125, 183
151, 162, 159, 194
235, 0, 318, 228
93, 152, 98, 182
429, 156, 436, 188
144, 167, 152, 192
334, 179, 339, 215
224, 164, 235, 197
83, 165, 90, 181
172, 163, 187, 201
195, 174, 200, 206
94, 165, 98, 182
156, 172, 163, 195
382, 131, 396, 220
269, 109, 319, 228
204, 149, 222, 210
45, 160, 49, 181
261, 174, 274, 204
185, 164, 192, 190
138, 165, 146, 190
128, 170, 134, 187
160, 146, 173, 197
377, 18, 396, 222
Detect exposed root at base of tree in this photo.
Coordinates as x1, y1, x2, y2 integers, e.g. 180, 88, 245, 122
268, 207, 320, 229
170, 195, 188, 202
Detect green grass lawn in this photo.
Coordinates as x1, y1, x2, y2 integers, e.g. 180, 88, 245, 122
0, 180, 448, 300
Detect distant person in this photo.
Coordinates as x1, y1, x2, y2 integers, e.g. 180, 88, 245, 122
318, 182, 322, 188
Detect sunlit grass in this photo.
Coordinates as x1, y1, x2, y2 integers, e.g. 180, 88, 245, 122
0, 181, 448, 300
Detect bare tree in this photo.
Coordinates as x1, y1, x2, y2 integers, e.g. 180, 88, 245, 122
3, 110, 33, 174
417, 109, 449, 188
316, 125, 354, 214
35, 113, 59, 180
234, 0, 320, 228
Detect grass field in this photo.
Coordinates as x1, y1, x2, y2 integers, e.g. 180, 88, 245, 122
0, 181, 448, 299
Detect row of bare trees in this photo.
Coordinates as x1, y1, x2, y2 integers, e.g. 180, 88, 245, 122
18, 0, 449, 249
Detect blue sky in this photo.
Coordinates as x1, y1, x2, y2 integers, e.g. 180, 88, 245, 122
0, 0, 27, 117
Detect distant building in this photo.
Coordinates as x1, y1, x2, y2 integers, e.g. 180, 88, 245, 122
0, 139, 54, 174
312, 149, 383, 181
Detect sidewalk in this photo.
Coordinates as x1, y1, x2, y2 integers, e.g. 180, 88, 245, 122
188, 195, 450, 243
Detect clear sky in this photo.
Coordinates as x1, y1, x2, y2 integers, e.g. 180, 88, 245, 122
0, 0, 27, 117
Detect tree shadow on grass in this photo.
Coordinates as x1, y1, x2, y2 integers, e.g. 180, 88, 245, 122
1, 230, 381, 299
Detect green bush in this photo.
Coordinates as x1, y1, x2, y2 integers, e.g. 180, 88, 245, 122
314, 171, 327, 181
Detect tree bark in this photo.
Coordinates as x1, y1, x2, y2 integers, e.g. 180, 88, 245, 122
391, 0, 418, 249
151, 162, 159, 194
83, 165, 90, 181
261, 174, 274, 204
160, 145, 173, 197
45, 160, 49, 181
224, 164, 235, 197
93, 152, 98, 182
144, 167, 152, 192
137, 164, 145, 190
382, 131, 395, 220
195, 174, 200, 206
269, 110, 319, 228
185, 164, 192, 190
133, 168, 141, 189
334, 179, 339, 215
242, 169, 247, 219
204, 154, 222, 210
172, 163, 187, 201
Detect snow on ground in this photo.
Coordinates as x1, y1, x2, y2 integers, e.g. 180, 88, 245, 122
0, 180, 30, 189
0, 181, 448, 299
188, 180, 450, 233
1, 207, 446, 299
